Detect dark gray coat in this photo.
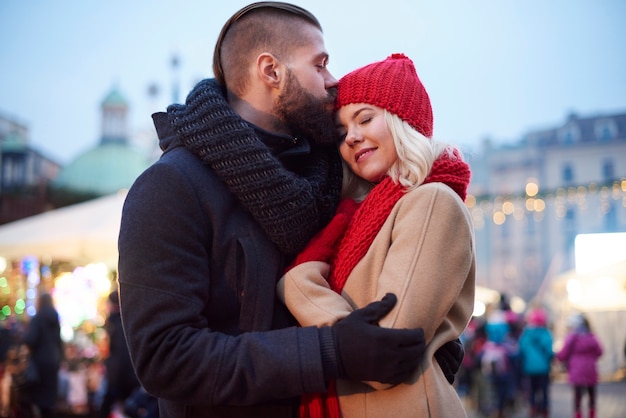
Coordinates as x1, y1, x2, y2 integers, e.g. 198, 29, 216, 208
118, 115, 330, 418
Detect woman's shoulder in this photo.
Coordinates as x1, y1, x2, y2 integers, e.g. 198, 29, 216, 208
577, 331, 601, 344
399, 182, 469, 218
403, 181, 463, 202
390, 183, 473, 241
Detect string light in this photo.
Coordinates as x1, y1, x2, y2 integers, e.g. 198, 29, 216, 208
467, 178, 626, 228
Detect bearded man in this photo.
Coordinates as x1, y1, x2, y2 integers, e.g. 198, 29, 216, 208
118, 3, 438, 417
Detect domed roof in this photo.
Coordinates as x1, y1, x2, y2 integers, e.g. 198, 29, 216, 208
52, 142, 150, 196
101, 88, 128, 108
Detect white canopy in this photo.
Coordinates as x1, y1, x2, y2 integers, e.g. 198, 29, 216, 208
0, 191, 127, 268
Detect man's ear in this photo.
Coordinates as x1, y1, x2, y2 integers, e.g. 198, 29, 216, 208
257, 52, 282, 88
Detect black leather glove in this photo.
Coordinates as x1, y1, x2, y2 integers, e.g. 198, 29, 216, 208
434, 338, 465, 384
329, 293, 426, 385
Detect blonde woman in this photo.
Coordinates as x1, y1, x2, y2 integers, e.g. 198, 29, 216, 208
278, 53, 476, 417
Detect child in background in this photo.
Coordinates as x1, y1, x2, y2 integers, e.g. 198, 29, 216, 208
557, 313, 603, 418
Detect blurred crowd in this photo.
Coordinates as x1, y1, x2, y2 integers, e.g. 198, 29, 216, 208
2, 290, 611, 418
455, 295, 604, 418
0, 292, 157, 418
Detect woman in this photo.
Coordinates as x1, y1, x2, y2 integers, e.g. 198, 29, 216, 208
277, 53, 476, 417
557, 313, 603, 418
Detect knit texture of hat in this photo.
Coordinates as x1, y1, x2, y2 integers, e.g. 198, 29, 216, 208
335, 53, 433, 138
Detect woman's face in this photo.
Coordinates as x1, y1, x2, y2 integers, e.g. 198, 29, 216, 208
336, 103, 398, 183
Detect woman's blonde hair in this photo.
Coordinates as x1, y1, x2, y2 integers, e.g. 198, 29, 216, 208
341, 110, 460, 201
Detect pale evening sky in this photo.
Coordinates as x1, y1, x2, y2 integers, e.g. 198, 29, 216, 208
1, 0, 625, 164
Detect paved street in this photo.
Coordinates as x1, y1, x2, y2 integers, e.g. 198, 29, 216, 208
465, 378, 626, 418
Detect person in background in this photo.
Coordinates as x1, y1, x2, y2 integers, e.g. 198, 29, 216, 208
0, 318, 17, 376
456, 319, 478, 400
23, 293, 64, 418
518, 307, 554, 418
98, 290, 140, 418
478, 309, 519, 418
277, 53, 475, 417
557, 313, 603, 418
0, 316, 20, 415
118, 3, 462, 417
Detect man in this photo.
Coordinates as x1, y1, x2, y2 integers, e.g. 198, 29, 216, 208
118, 3, 459, 417
23, 293, 63, 418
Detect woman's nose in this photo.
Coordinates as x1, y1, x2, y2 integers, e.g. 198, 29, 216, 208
345, 129, 362, 145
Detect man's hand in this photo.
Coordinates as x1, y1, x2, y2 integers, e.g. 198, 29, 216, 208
331, 293, 425, 385
434, 338, 465, 384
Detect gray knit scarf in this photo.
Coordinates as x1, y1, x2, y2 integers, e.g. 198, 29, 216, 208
166, 78, 342, 255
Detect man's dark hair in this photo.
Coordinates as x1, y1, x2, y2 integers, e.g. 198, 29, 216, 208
213, 2, 322, 95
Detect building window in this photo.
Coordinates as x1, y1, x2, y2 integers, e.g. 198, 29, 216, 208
562, 163, 574, 184
594, 119, 617, 141
2, 153, 26, 188
604, 202, 617, 232
602, 159, 615, 181
564, 206, 576, 229
559, 124, 580, 144
563, 207, 577, 262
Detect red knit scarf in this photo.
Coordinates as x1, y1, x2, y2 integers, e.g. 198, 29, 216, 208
299, 150, 470, 418
330, 148, 469, 293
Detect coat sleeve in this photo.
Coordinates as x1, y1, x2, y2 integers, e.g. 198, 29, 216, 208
556, 334, 574, 363
543, 332, 555, 358
593, 335, 604, 358
277, 261, 353, 327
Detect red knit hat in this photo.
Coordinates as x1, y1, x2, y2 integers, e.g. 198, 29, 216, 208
335, 53, 433, 138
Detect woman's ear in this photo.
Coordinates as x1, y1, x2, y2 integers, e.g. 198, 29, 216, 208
257, 53, 282, 87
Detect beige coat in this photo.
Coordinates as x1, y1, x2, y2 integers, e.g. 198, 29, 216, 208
278, 182, 475, 417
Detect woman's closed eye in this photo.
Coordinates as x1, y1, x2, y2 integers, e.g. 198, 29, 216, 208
358, 115, 373, 126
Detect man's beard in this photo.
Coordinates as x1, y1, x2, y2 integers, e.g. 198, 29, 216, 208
274, 71, 339, 145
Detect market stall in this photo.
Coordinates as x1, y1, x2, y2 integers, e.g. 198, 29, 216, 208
0, 191, 126, 268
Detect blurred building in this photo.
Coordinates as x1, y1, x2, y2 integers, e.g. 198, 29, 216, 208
0, 111, 61, 224
0, 87, 155, 336
467, 110, 626, 302
50, 86, 152, 204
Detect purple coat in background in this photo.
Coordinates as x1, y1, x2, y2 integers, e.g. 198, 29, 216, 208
557, 330, 603, 386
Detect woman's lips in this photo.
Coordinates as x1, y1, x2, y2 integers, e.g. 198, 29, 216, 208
355, 147, 376, 162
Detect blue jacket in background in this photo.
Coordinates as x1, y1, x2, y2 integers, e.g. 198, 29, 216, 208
518, 326, 554, 375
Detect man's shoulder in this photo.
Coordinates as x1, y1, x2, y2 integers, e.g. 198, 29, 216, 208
127, 147, 225, 208
148, 146, 214, 181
